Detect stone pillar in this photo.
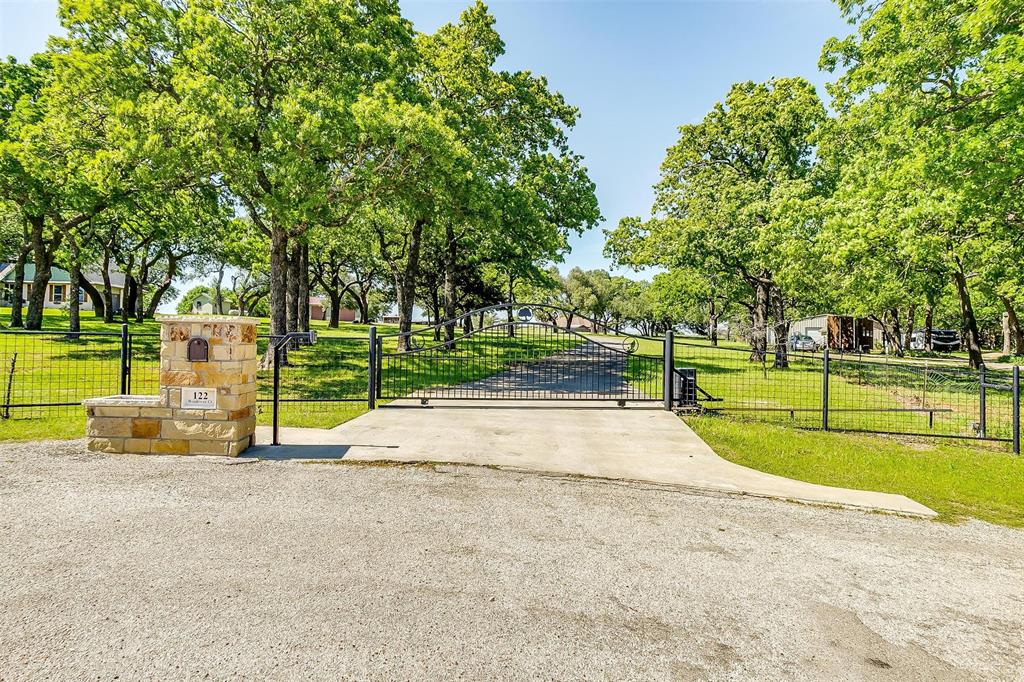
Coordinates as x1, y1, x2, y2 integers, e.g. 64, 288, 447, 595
84, 316, 259, 457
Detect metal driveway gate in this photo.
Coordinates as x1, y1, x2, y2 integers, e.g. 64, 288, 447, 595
367, 304, 693, 408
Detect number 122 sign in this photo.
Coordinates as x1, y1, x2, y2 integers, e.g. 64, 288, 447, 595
181, 388, 217, 410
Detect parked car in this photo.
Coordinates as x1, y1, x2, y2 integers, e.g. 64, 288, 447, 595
788, 334, 819, 352
909, 329, 961, 352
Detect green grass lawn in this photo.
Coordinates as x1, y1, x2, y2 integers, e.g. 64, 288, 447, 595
687, 414, 1024, 527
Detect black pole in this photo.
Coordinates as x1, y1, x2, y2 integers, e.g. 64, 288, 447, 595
822, 347, 830, 431
979, 366, 987, 438
663, 330, 674, 410
367, 326, 377, 410
1013, 366, 1020, 455
272, 341, 281, 446
119, 323, 129, 395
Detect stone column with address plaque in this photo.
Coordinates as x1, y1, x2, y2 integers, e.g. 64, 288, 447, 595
83, 316, 259, 456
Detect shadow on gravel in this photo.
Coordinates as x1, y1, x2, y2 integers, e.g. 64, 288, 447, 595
245, 443, 400, 461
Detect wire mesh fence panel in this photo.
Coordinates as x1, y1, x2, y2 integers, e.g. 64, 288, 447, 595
675, 338, 1020, 445
979, 367, 1019, 442
0, 331, 125, 420
257, 336, 370, 429
829, 357, 1015, 441
379, 322, 663, 402
673, 341, 825, 428
127, 333, 161, 395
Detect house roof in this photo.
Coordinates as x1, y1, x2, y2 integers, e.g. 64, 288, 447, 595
0, 264, 125, 288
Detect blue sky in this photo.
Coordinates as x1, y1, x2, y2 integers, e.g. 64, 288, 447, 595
1, 0, 850, 278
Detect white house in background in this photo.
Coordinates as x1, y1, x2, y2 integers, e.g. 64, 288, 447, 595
190, 291, 216, 314
0, 264, 126, 313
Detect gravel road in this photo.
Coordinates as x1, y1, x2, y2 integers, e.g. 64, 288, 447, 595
1, 440, 1022, 680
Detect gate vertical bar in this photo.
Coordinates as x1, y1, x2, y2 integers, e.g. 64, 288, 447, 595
663, 330, 674, 410
272, 341, 281, 446
979, 366, 987, 438
376, 337, 382, 400
119, 323, 129, 395
822, 347, 830, 431
1013, 366, 1020, 455
367, 326, 377, 410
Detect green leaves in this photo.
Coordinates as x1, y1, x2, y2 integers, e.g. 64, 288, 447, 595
607, 77, 826, 304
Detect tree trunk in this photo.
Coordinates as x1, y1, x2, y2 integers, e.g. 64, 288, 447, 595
770, 285, 789, 368
429, 284, 441, 342
268, 229, 289, 338
357, 289, 370, 324
442, 223, 457, 345
134, 259, 148, 323
100, 251, 115, 324
297, 242, 309, 333
506, 275, 516, 337
748, 279, 769, 363
68, 265, 81, 335
903, 304, 916, 352
708, 294, 719, 347
952, 264, 985, 369
889, 308, 904, 357
999, 296, 1023, 355
9, 243, 28, 328
1002, 311, 1012, 356
870, 315, 897, 355
79, 277, 105, 319
328, 291, 341, 328
286, 243, 299, 334
261, 229, 290, 369
67, 235, 82, 335
122, 276, 137, 323
924, 304, 934, 351
25, 215, 55, 330
393, 218, 425, 351
145, 253, 178, 319
214, 265, 225, 315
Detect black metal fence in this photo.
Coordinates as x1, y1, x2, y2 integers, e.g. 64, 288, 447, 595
674, 340, 1021, 452
0, 326, 159, 420
1, 324, 1019, 455
262, 333, 370, 440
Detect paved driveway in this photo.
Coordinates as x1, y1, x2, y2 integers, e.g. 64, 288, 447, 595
253, 401, 934, 517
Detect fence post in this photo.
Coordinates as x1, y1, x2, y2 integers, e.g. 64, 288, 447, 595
822, 347, 830, 431
979, 366, 987, 438
367, 326, 377, 410
1013, 366, 1020, 455
663, 329, 674, 410
119, 323, 129, 395
272, 341, 281, 446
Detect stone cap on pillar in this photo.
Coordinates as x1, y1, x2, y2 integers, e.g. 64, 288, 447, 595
157, 316, 260, 344
156, 315, 261, 325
